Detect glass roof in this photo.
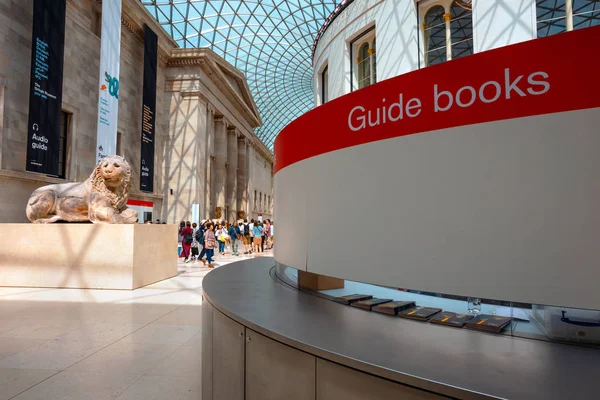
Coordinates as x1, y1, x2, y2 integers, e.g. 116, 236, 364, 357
141, 1, 344, 150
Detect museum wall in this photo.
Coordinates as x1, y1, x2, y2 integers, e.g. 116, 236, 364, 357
313, 0, 540, 103
248, 146, 274, 220
162, 51, 273, 224
313, 0, 383, 105
472, 0, 536, 53
0, 0, 173, 222
0, 0, 274, 224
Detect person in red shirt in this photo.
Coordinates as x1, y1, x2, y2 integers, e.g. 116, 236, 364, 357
180, 221, 194, 263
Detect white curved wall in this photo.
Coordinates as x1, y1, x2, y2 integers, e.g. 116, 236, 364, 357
313, 0, 384, 105
282, 26, 600, 310
276, 108, 600, 310
313, 0, 538, 103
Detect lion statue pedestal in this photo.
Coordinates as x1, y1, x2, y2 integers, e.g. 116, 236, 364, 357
26, 155, 138, 224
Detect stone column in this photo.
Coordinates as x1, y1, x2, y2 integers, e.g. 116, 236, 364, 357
204, 105, 215, 218
213, 116, 227, 220
165, 91, 207, 223
237, 137, 248, 220
566, 0, 573, 31
444, 12, 452, 62
226, 126, 238, 222
245, 142, 252, 218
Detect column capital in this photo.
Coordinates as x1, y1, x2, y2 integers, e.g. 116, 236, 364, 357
207, 103, 216, 115
443, 13, 452, 23
214, 115, 230, 126
181, 90, 209, 105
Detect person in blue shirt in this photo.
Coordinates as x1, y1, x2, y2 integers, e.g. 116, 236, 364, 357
252, 222, 264, 254
228, 221, 242, 256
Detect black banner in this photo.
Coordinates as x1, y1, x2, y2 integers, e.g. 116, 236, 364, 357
140, 25, 158, 192
26, 0, 67, 176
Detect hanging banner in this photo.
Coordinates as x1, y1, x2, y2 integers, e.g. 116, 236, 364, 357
26, 0, 67, 176
96, 0, 122, 163
140, 25, 158, 192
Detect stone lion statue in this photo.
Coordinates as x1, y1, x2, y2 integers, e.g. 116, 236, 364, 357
26, 155, 138, 224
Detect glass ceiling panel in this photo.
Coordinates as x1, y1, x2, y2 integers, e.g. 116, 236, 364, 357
142, 1, 343, 150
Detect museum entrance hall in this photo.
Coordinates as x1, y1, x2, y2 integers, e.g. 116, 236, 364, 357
3, 0, 600, 399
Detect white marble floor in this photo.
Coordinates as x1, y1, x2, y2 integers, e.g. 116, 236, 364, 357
0, 251, 269, 400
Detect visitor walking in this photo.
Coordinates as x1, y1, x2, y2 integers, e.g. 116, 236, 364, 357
180, 221, 194, 262
252, 222, 264, 254
264, 219, 271, 250
260, 222, 266, 252
178, 221, 186, 258
242, 219, 251, 254
197, 220, 208, 264
229, 221, 242, 256
203, 222, 217, 268
249, 219, 255, 253
190, 222, 199, 261
216, 223, 227, 255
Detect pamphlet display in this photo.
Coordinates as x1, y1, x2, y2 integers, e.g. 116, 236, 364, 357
430, 312, 474, 328
334, 294, 373, 305
333, 292, 512, 333
465, 315, 512, 333
372, 301, 416, 316
397, 307, 443, 322
351, 298, 393, 311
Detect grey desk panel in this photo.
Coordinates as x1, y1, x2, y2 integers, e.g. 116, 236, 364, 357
203, 258, 600, 400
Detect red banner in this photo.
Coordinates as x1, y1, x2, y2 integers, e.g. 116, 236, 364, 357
274, 26, 600, 174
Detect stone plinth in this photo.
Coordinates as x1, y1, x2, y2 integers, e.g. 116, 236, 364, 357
0, 224, 177, 290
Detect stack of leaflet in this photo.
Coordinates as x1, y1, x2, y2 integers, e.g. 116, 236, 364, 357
397, 306, 442, 321
334, 294, 373, 305
430, 312, 474, 328
465, 315, 512, 333
372, 301, 415, 316
351, 298, 393, 311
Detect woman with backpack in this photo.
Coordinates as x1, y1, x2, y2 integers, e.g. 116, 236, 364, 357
242, 219, 251, 254
180, 221, 194, 263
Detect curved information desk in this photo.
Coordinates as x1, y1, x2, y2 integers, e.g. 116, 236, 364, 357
202, 258, 600, 400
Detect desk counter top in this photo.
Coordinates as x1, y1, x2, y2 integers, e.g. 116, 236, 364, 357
203, 258, 600, 400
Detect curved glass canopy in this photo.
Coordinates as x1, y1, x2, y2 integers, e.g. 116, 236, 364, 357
142, 1, 344, 149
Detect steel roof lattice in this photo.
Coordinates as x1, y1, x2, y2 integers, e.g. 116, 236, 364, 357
141, 1, 344, 150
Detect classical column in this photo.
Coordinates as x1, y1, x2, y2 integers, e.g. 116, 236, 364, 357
204, 105, 215, 218
226, 126, 238, 222
444, 12, 452, 62
237, 137, 248, 220
165, 91, 207, 223
213, 116, 227, 220
566, 0, 573, 31
245, 141, 252, 218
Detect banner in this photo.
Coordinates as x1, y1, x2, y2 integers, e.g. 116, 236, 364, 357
140, 25, 158, 192
96, 0, 122, 163
26, 0, 67, 176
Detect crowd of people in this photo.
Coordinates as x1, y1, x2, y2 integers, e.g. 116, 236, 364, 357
178, 218, 274, 268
